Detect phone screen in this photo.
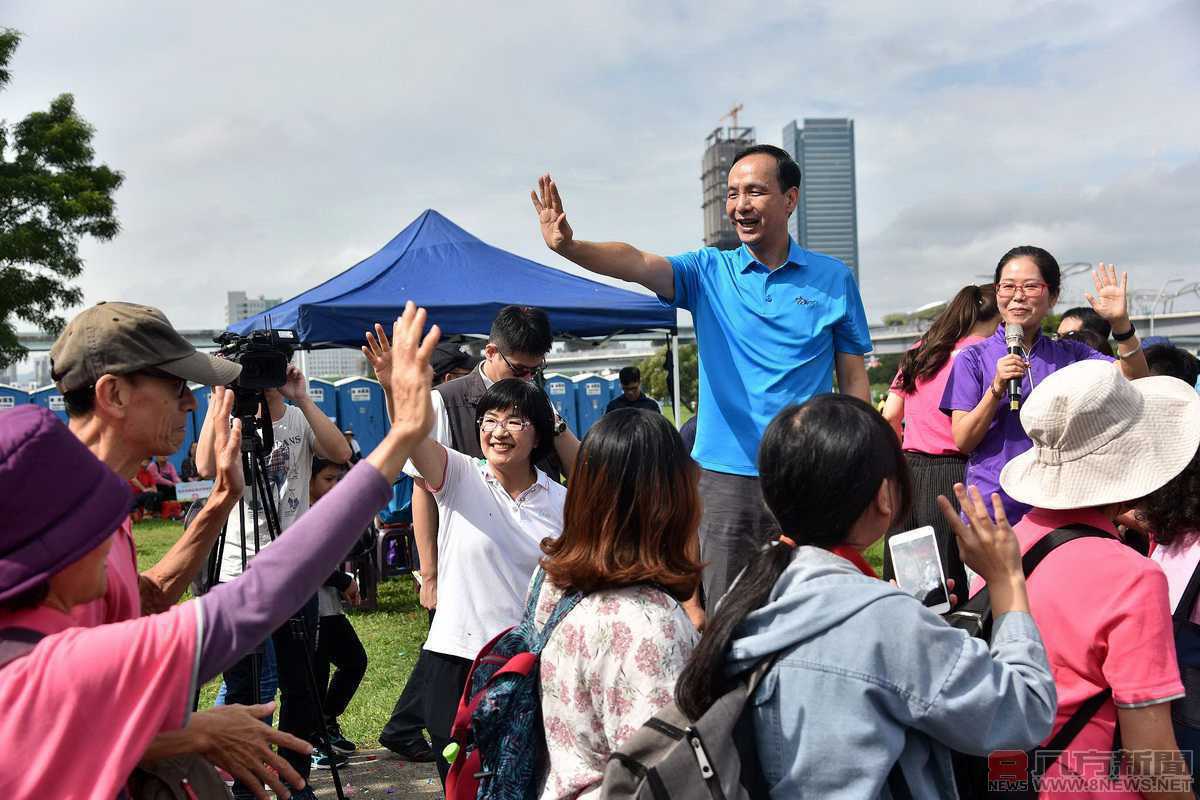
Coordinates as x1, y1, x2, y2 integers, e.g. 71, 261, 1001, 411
889, 528, 949, 610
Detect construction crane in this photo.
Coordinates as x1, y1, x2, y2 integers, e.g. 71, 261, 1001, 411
721, 103, 744, 130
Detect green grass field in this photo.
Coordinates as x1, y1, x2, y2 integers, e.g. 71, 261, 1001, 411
135, 514, 885, 746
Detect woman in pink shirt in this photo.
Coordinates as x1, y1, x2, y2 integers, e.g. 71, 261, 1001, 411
0, 303, 439, 800
882, 283, 998, 590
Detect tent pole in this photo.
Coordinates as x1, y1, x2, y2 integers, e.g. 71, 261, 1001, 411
671, 332, 682, 428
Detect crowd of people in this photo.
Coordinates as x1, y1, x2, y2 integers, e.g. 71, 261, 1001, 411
2, 143, 1200, 800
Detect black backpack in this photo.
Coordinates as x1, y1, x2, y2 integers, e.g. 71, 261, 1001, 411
945, 524, 1121, 798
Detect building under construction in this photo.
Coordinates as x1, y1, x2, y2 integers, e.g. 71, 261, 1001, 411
701, 123, 755, 250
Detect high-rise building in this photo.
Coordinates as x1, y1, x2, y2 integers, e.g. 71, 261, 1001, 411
226, 291, 283, 325
782, 118, 859, 280
701, 126, 756, 250
303, 348, 367, 380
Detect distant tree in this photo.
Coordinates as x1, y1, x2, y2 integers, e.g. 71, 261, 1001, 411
1042, 313, 1062, 336
638, 342, 697, 412
882, 312, 909, 327
0, 29, 123, 369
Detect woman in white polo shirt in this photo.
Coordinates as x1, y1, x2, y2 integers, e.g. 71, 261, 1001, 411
407, 377, 577, 783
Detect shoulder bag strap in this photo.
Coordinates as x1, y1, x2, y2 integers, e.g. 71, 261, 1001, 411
1021, 523, 1116, 577
0, 627, 46, 670
1029, 688, 1114, 779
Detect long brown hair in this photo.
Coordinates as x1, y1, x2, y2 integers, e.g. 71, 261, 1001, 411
895, 284, 998, 393
540, 409, 702, 601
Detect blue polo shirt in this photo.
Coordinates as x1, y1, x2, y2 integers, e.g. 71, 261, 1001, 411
662, 240, 872, 476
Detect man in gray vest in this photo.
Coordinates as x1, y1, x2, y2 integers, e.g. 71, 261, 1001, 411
375, 304, 555, 761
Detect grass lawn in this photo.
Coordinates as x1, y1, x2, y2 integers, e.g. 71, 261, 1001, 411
134, 518, 428, 747
134, 514, 886, 746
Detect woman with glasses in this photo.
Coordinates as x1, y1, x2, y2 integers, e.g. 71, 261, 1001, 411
941, 246, 1149, 523
405, 377, 580, 784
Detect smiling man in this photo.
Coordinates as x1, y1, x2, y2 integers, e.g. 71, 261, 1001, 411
531, 146, 873, 606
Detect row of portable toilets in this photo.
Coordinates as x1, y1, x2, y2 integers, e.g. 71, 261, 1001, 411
0, 371, 635, 470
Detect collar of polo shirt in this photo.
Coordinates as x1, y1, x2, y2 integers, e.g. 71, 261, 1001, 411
736, 237, 810, 273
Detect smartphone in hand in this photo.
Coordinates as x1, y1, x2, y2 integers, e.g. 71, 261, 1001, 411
888, 526, 951, 614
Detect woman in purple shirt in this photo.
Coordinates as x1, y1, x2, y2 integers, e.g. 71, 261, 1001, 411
940, 246, 1149, 522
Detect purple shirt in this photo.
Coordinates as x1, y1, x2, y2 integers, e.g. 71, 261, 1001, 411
940, 325, 1113, 522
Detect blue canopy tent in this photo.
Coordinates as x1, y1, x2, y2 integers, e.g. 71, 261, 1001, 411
229, 210, 676, 343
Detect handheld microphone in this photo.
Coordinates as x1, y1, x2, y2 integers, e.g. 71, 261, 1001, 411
1004, 322, 1024, 412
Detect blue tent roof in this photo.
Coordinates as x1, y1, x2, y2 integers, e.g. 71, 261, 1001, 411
229, 210, 676, 344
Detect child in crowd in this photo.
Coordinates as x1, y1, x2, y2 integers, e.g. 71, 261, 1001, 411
309, 457, 369, 768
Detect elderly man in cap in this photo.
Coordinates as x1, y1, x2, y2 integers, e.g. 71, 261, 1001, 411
50, 301, 312, 796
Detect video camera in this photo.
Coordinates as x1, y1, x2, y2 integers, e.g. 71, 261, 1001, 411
214, 328, 300, 434
214, 328, 299, 391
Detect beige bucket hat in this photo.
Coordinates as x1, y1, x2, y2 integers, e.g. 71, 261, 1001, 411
1000, 359, 1200, 510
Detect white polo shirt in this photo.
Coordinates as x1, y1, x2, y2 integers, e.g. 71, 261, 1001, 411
422, 446, 566, 661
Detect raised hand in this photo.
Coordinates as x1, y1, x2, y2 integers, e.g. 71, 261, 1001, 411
362, 322, 393, 390
210, 386, 245, 500
278, 365, 309, 402
937, 484, 1022, 587
530, 173, 574, 253
1084, 262, 1129, 324
386, 301, 440, 445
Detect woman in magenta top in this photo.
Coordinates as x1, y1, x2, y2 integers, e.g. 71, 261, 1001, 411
0, 303, 439, 800
881, 283, 998, 591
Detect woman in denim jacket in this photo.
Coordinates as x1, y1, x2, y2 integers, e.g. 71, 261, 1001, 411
676, 394, 1056, 798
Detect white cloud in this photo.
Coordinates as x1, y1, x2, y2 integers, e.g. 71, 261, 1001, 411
2, 0, 1196, 332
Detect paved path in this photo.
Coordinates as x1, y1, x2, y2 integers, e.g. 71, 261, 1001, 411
308, 750, 441, 798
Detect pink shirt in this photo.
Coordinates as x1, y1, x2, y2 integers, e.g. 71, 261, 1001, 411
1150, 533, 1200, 623
888, 335, 983, 456
147, 460, 180, 486
976, 508, 1183, 797
0, 602, 200, 799
70, 516, 141, 627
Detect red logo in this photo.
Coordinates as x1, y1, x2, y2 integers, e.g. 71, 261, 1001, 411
988, 750, 1030, 784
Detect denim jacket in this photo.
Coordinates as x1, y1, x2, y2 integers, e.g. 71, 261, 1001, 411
725, 546, 1056, 799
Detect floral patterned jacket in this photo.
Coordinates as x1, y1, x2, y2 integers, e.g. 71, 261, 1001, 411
531, 580, 699, 800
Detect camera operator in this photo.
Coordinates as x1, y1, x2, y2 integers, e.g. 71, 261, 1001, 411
196, 360, 351, 799
49, 301, 313, 797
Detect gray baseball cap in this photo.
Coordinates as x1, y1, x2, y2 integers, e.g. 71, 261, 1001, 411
50, 301, 241, 392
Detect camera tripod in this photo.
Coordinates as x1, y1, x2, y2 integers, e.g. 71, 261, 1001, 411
202, 392, 347, 800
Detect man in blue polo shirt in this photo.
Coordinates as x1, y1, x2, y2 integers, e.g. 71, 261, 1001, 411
530, 145, 873, 606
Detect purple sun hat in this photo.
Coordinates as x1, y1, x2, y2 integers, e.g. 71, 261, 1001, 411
0, 406, 132, 602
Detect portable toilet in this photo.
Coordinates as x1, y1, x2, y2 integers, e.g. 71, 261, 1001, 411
0, 384, 29, 414
308, 378, 339, 424
541, 373, 577, 437
603, 373, 621, 406
335, 377, 387, 455
31, 384, 67, 424
574, 373, 608, 435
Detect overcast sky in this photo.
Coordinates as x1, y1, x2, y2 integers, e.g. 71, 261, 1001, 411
5, 0, 1199, 334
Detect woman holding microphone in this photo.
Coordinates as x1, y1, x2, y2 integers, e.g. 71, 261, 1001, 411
882, 283, 999, 590
940, 247, 1148, 523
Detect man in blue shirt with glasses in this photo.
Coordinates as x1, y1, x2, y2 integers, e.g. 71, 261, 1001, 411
531, 145, 873, 607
